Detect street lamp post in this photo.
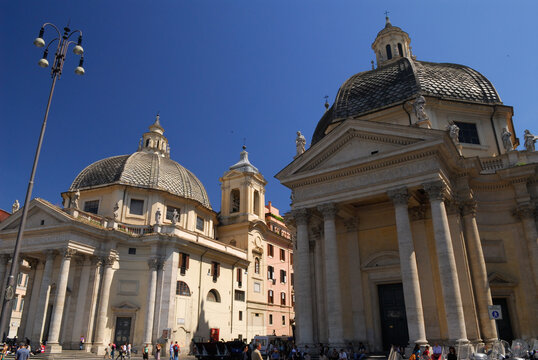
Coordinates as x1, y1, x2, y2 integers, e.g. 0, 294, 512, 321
0, 23, 85, 341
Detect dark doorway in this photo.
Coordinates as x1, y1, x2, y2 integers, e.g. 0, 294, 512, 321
114, 317, 132, 345
378, 283, 409, 350
492, 298, 514, 342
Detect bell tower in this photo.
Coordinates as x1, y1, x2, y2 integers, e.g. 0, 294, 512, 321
371, 16, 413, 67
138, 113, 170, 158
219, 146, 267, 225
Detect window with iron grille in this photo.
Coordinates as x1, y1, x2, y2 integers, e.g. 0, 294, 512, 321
234, 290, 245, 302
130, 199, 144, 215
454, 121, 480, 144
176, 281, 191, 296
84, 200, 99, 214
196, 216, 205, 231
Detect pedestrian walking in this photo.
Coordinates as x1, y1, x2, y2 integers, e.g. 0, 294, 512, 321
252, 343, 263, 360
173, 341, 180, 360
104, 344, 111, 360
143, 344, 149, 360
156, 343, 162, 360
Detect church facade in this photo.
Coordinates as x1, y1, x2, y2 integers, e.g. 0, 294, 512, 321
0, 116, 293, 354
277, 18, 538, 351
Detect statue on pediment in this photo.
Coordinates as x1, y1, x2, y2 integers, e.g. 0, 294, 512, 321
295, 131, 306, 157
12, 200, 20, 213
447, 121, 460, 143
524, 129, 537, 152
413, 95, 431, 128
72, 190, 80, 210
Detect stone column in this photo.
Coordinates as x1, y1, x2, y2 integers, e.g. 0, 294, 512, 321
460, 200, 497, 343
22, 260, 44, 345
47, 248, 76, 352
514, 204, 538, 289
144, 258, 161, 346
93, 255, 116, 355
318, 203, 344, 346
87, 257, 103, 345
290, 208, 314, 345
71, 256, 92, 349
0, 255, 9, 316
343, 217, 367, 342
32, 250, 55, 343
312, 224, 327, 344
17, 259, 38, 339
424, 181, 467, 343
388, 189, 428, 345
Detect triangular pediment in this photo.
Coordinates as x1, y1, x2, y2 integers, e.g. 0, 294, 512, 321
0, 198, 72, 231
488, 271, 517, 287
278, 119, 448, 180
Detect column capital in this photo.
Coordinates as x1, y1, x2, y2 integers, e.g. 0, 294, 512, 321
387, 188, 410, 206
147, 257, 164, 270
343, 217, 359, 232
100, 255, 116, 267
290, 208, 309, 225
409, 205, 427, 221
63, 248, 77, 259
445, 200, 461, 215
461, 199, 478, 217
424, 181, 448, 201
45, 249, 57, 259
317, 203, 338, 219
513, 203, 536, 220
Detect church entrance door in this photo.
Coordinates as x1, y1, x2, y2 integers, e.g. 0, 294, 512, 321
378, 283, 409, 350
114, 317, 132, 345
492, 298, 514, 342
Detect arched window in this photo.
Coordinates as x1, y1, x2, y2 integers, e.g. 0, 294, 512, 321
145, 139, 150, 147
253, 190, 260, 216
230, 189, 240, 213
176, 281, 191, 296
207, 289, 221, 303
255, 257, 260, 274
397, 43, 403, 57
386, 44, 392, 60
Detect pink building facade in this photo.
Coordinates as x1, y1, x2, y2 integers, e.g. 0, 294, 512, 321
264, 202, 295, 337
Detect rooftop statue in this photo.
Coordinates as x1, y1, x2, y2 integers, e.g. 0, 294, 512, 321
12, 200, 20, 213
501, 128, 513, 152
524, 129, 537, 152
447, 122, 460, 144
413, 95, 431, 128
295, 131, 306, 158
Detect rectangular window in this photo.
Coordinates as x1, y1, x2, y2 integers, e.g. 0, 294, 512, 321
12, 298, 18, 311
282, 315, 286, 326
253, 282, 261, 293
280, 249, 285, 261
268, 290, 274, 304
454, 121, 480, 144
179, 253, 190, 275
239, 311, 243, 321
211, 261, 220, 282
292, 294, 295, 306
267, 266, 274, 280
166, 206, 180, 221
269, 314, 273, 325
290, 273, 294, 286
129, 199, 144, 215
17, 273, 23, 286
128, 248, 136, 255
280, 270, 287, 283
281, 292, 286, 306
20, 298, 24, 312
267, 244, 274, 257
83, 200, 100, 214
196, 216, 205, 231
237, 268, 243, 287
290, 253, 293, 265
234, 290, 245, 302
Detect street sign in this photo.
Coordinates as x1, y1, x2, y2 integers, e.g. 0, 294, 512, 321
488, 305, 503, 320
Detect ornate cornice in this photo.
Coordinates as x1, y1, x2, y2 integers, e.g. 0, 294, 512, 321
424, 181, 447, 202
318, 203, 338, 219
290, 150, 437, 189
387, 188, 409, 206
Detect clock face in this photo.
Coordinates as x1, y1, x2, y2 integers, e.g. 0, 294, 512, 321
255, 236, 262, 248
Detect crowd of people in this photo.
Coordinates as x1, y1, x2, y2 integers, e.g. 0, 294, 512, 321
242, 341, 368, 360
390, 343, 458, 360
0, 341, 45, 360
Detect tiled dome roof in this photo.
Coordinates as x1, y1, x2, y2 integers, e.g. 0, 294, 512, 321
312, 57, 502, 144
69, 152, 211, 209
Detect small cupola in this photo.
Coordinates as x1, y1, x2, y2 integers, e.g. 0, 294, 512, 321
371, 16, 412, 67
138, 113, 170, 158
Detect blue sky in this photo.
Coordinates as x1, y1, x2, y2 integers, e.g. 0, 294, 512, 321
1, 1, 537, 214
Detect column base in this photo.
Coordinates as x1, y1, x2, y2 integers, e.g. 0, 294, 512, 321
46, 343, 63, 353
92, 344, 108, 356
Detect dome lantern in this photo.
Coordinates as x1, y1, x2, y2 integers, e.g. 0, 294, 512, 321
140, 113, 170, 158
371, 16, 412, 67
